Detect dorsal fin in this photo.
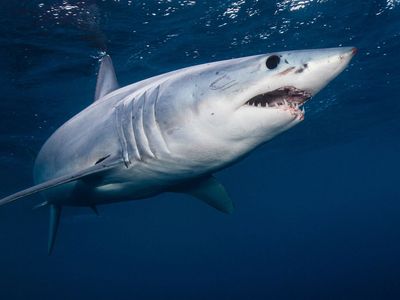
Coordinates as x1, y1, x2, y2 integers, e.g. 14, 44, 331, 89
94, 55, 119, 101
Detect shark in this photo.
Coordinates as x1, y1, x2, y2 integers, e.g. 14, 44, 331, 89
0, 47, 356, 254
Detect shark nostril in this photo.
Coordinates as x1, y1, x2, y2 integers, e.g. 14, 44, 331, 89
295, 68, 304, 74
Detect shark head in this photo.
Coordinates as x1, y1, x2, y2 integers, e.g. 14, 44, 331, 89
154, 47, 356, 168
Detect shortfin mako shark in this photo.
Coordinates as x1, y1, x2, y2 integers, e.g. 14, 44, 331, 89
0, 47, 356, 254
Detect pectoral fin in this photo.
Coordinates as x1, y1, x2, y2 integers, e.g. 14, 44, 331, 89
176, 176, 234, 214
0, 156, 122, 207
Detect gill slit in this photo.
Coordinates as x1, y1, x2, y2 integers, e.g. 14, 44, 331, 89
127, 98, 141, 161
137, 91, 155, 158
114, 103, 131, 167
140, 91, 156, 158
152, 85, 171, 154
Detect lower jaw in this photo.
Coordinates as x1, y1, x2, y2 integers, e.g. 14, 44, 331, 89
274, 105, 305, 120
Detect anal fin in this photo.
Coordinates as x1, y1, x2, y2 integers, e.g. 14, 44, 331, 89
48, 205, 62, 256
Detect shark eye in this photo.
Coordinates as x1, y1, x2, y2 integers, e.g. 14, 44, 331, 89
266, 55, 280, 70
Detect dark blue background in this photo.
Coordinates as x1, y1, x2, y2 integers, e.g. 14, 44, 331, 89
1, 0, 399, 299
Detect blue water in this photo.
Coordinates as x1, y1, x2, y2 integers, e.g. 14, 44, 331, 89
1, 0, 400, 299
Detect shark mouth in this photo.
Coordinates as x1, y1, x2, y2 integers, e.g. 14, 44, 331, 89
244, 86, 312, 119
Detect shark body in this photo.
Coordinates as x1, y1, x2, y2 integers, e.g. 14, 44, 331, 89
0, 47, 356, 253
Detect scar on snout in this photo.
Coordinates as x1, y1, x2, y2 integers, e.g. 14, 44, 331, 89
210, 74, 236, 90
277, 67, 295, 75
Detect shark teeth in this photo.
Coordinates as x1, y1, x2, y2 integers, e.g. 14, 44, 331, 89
244, 86, 311, 108
244, 86, 311, 119
244, 98, 306, 110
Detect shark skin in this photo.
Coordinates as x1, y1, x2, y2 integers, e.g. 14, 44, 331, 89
0, 47, 356, 253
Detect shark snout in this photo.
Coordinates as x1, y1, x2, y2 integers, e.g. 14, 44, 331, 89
297, 47, 357, 96
338, 47, 357, 61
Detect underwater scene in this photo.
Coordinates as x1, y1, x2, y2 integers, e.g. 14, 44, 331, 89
0, 0, 400, 299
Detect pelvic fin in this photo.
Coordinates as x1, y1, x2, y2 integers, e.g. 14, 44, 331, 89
48, 204, 62, 255
176, 176, 234, 214
90, 205, 100, 216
